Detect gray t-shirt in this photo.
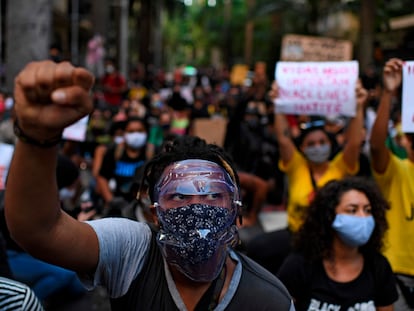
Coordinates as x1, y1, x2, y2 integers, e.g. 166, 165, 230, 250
84, 218, 245, 311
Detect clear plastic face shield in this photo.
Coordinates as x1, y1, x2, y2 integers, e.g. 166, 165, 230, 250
153, 159, 242, 282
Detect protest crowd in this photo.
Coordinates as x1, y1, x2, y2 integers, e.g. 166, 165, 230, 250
0, 46, 413, 311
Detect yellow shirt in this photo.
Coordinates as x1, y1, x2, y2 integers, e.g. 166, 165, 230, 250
279, 150, 358, 232
372, 154, 414, 276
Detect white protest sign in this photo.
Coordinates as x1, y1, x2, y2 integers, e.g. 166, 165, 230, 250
0, 143, 14, 190
274, 61, 359, 116
402, 61, 414, 132
62, 116, 89, 142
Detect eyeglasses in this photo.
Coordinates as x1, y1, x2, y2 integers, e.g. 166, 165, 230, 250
299, 120, 325, 131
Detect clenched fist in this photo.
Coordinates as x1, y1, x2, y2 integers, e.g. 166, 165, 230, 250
14, 60, 95, 142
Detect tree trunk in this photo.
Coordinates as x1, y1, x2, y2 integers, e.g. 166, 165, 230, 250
138, 0, 152, 67
91, 0, 109, 36
358, 0, 375, 72
6, 0, 51, 92
244, 0, 255, 67
223, 0, 232, 67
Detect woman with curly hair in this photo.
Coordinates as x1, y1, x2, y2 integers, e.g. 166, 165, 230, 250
277, 176, 398, 311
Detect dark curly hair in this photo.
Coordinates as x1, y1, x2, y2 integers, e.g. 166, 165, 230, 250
141, 135, 240, 202
293, 176, 389, 261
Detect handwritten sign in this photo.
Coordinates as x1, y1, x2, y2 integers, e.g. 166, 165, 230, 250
0, 143, 14, 190
402, 61, 414, 132
62, 116, 89, 142
274, 61, 359, 116
281, 34, 353, 62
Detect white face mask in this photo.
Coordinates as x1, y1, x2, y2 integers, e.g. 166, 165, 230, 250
124, 132, 147, 149
105, 65, 115, 74
303, 144, 331, 164
59, 187, 76, 201
114, 136, 125, 145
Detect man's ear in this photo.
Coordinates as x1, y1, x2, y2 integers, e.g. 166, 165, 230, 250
150, 204, 159, 225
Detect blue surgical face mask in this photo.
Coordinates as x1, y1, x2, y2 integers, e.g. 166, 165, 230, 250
156, 203, 238, 282
332, 214, 375, 247
303, 144, 331, 164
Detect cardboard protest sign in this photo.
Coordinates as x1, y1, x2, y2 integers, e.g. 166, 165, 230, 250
62, 116, 89, 142
281, 34, 353, 62
230, 64, 249, 86
274, 61, 358, 116
191, 117, 228, 147
0, 143, 14, 190
402, 61, 414, 132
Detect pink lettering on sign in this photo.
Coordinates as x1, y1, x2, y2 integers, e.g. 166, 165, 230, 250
407, 64, 414, 76
0, 166, 5, 190
279, 88, 349, 103
282, 66, 320, 75
293, 102, 342, 115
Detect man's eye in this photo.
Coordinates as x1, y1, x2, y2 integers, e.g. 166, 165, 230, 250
170, 193, 186, 201
206, 193, 220, 200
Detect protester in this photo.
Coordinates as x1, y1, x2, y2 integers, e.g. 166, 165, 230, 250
96, 116, 148, 215
277, 177, 398, 310
100, 59, 128, 110
245, 80, 368, 275
5, 60, 294, 311
370, 57, 414, 310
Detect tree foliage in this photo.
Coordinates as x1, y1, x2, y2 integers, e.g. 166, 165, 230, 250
160, 0, 414, 70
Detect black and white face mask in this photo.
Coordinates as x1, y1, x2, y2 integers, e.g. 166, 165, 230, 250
156, 203, 238, 282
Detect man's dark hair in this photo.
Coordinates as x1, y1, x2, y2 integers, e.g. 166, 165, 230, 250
142, 135, 239, 202
293, 176, 389, 262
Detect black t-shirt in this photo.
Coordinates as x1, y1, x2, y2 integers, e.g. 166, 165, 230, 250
277, 252, 398, 311
99, 146, 146, 200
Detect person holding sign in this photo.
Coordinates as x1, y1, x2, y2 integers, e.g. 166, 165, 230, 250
245, 79, 368, 275
370, 58, 414, 310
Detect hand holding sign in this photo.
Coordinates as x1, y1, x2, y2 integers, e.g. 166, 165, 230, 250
383, 58, 403, 93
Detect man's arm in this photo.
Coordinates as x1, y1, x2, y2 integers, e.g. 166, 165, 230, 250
370, 58, 404, 174
4, 61, 99, 274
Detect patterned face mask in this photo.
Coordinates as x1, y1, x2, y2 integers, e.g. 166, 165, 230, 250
156, 203, 238, 282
